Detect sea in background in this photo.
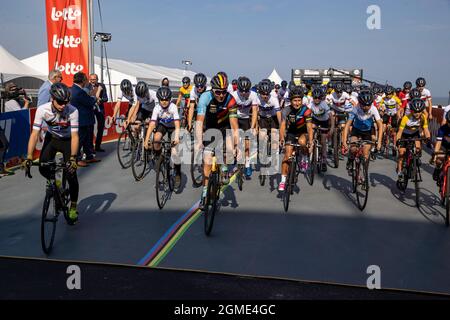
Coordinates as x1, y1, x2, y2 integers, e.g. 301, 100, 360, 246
434, 97, 450, 107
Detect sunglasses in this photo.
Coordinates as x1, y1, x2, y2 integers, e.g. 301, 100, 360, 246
196, 85, 205, 89
55, 99, 69, 106
213, 90, 227, 96
159, 98, 170, 102
183, 82, 190, 85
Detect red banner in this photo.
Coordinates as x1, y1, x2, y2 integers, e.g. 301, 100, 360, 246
45, 0, 89, 85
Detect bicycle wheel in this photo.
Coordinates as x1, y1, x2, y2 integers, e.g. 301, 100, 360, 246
283, 160, 296, 212
204, 173, 219, 236
155, 155, 169, 209
356, 158, 369, 211
117, 130, 133, 169
259, 173, 266, 186
131, 138, 147, 181
351, 159, 357, 194
316, 145, 322, 174
167, 157, 175, 192
446, 168, 450, 227
237, 165, 244, 191
413, 159, 420, 208
305, 151, 315, 186
333, 129, 340, 168
190, 148, 203, 188
41, 191, 58, 255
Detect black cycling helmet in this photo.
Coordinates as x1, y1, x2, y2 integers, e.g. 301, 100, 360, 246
50, 82, 71, 103
135, 81, 149, 98
327, 82, 334, 90
358, 90, 374, 106
372, 85, 383, 95
281, 80, 288, 88
211, 74, 228, 90
237, 77, 252, 92
416, 77, 426, 87
217, 71, 228, 79
288, 81, 296, 91
345, 84, 353, 94
193, 73, 207, 87
403, 81, 413, 90
409, 88, 421, 99
156, 86, 172, 101
289, 86, 305, 99
258, 82, 272, 95
396, 87, 402, 94
302, 86, 310, 96
409, 98, 426, 113
182, 76, 190, 85
275, 84, 281, 90
120, 79, 133, 95
232, 79, 238, 85
385, 85, 395, 95
334, 82, 344, 93
312, 88, 323, 99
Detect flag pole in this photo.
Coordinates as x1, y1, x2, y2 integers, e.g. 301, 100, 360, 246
87, 0, 94, 74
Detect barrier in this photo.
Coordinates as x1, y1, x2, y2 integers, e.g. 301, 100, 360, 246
1, 110, 30, 168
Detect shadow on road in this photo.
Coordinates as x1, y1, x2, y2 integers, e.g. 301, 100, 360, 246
78, 193, 117, 216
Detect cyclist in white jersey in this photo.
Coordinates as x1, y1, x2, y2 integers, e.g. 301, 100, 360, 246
415, 77, 433, 120
113, 79, 135, 123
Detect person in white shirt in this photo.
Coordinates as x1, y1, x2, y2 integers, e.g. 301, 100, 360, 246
415, 77, 433, 120
112, 79, 135, 122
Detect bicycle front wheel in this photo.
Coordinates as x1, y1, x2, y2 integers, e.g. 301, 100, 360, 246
333, 129, 340, 168
131, 139, 147, 181
190, 148, 203, 188
356, 158, 369, 211
204, 173, 219, 236
117, 130, 133, 169
41, 192, 58, 255
155, 155, 169, 209
283, 160, 296, 212
305, 152, 315, 186
413, 160, 420, 208
237, 165, 244, 191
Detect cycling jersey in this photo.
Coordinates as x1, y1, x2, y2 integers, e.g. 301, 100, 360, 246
150, 103, 180, 128
33, 102, 79, 139
443, 105, 450, 120
437, 125, 450, 149
257, 94, 281, 118
329, 92, 350, 112
373, 94, 384, 110
179, 85, 192, 99
399, 113, 428, 135
231, 91, 258, 119
197, 91, 238, 129
283, 105, 312, 135
117, 92, 135, 105
190, 86, 210, 103
309, 100, 331, 122
419, 88, 432, 101
381, 96, 401, 116
138, 89, 158, 112
348, 105, 381, 132
398, 91, 408, 109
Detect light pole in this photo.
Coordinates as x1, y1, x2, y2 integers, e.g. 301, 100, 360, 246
182, 60, 192, 75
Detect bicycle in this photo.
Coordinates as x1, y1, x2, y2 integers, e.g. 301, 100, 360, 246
311, 125, 329, 175
131, 122, 155, 181
432, 150, 450, 227
282, 142, 303, 212
189, 114, 203, 188
258, 129, 272, 187
155, 137, 176, 209
26, 160, 72, 255
348, 140, 374, 211
396, 137, 426, 208
381, 115, 397, 159
116, 117, 135, 169
202, 149, 223, 236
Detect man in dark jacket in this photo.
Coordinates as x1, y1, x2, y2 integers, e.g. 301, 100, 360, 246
70, 72, 101, 166
87, 73, 108, 152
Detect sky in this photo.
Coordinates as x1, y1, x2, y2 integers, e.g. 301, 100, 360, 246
1, 0, 449, 97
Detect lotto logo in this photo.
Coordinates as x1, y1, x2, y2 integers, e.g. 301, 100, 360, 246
55, 62, 84, 75
52, 35, 82, 49
50, 7, 81, 22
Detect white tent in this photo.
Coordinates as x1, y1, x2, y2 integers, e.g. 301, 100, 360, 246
22, 51, 199, 100
0, 46, 46, 82
268, 69, 283, 85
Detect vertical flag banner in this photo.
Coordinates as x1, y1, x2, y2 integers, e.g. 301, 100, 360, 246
45, 0, 90, 85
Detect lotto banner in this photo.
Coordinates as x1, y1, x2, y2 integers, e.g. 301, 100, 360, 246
45, 0, 90, 85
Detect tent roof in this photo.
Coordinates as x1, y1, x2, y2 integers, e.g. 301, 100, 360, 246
268, 69, 283, 85
0, 46, 46, 82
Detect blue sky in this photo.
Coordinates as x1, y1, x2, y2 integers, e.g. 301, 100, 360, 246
1, 0, 449, 97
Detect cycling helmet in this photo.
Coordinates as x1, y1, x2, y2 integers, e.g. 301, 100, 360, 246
232, 79, 238, 85
289, 86, 305, 99
120, 79, 133, 95
372, 85, 383, 95
416, 77, 426, 87
135, 81, 149, 98
237, 77, 252, 92
345, 84, 353, 94
275, 84, 281, 90
182, 76, 190, 85
50, 83, 71, 103
409, 98, 426, 113
217, 71, 228, 79
385, 85, 395, 96
334, 82, 344, 93
211, 74, 228, 90
358, 90, 374, 106
403, 81, 412, 90
281, 80, 288, 89
302, 86, 310, 96
193, 73, 207, 87
312, 88, 324, 99
409, 88, 421, 99
156, 86, 172, 101
258, 82, 272, 95
396, 87, 402, 95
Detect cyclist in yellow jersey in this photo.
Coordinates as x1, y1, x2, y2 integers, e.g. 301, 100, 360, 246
396, 98, 431, 183
380, 86, 402, 150
176, 76, 192, 107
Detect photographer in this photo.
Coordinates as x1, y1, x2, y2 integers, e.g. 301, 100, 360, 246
4, 82, 31, 112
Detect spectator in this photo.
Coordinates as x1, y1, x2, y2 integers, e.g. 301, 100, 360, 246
161, 77, 170, 87
70, 72, 101, 167
4, 82, 31, 112
37, 69, 63, 106
87, 74, 108, 152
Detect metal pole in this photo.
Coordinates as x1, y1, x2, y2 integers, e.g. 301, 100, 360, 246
87, 0, 95, 73
0, 73, 4, 113
100, 42, 104, 84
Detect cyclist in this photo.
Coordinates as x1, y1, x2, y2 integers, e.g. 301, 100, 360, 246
144, 87, 182, 188
372, 85, 384, 111
112, 79, 135, 122
395, 98, 431, 183
195, 74, 239, 209
278, 86, 313, 191
431, 111, 450, 182
231, 79, 238, 92
404, 87, 422, 116
231, 76, 259, 178
24, 83, 80, 224
343, 90, 383, 174
398, 81, 412, 111
415, 77, 433, 120
176, 76, 192, 126
126, 81, 157, 134
309, 88, 333, 172
278, 80, 288, 104
187, 73, 209, 132
380, 85, 402, 151
329, 82, 351, 150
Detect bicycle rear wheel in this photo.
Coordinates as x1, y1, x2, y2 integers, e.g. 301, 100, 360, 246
413, 160, 420, 208
190, 148, 203, 188
333, 129, 340, 168
41, 192, 58, 255
356, 158, 369, 211
117, 130, 133, 169
204, 173, 219, 236
155, 155, 169, 209
283, 160, 295, 212
131, 139, 147, 181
